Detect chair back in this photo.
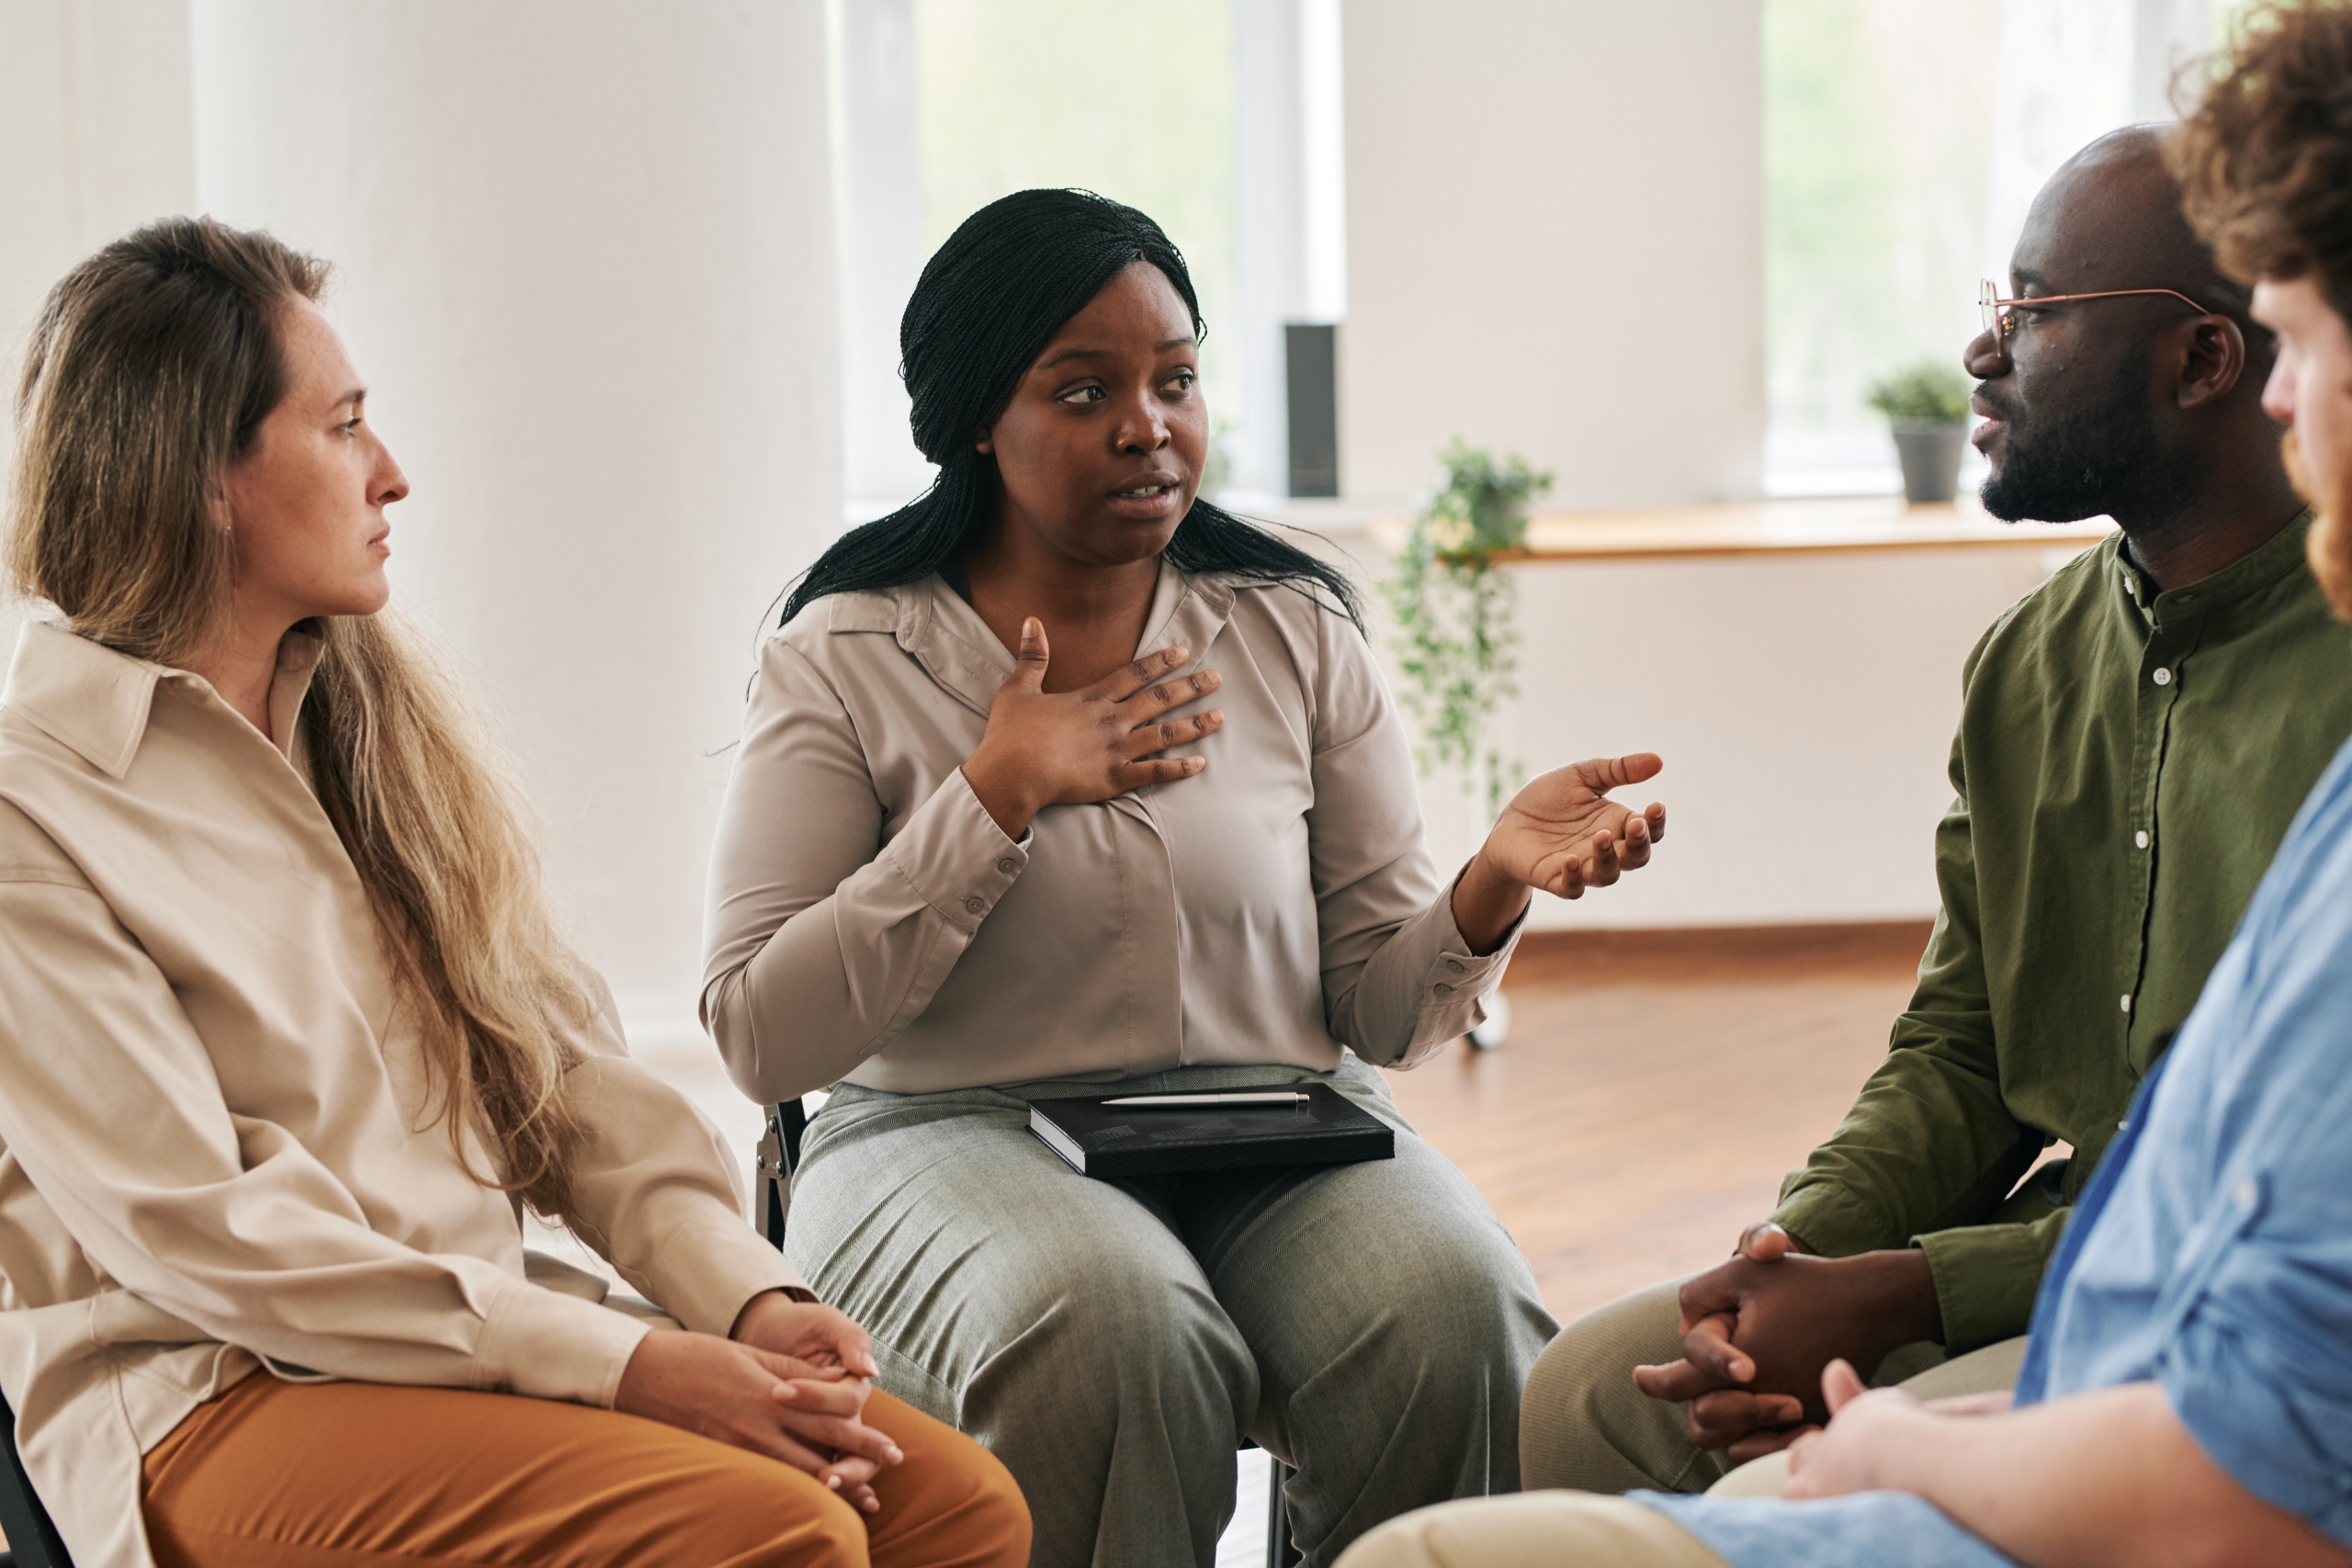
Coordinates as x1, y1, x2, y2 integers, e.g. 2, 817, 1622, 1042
756, 1098, 808, 1248
0, 1388, 71, 1568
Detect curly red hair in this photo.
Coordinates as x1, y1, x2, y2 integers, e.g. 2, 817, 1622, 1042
2176, 2, 2352, 309
2176, 2, 2352, 615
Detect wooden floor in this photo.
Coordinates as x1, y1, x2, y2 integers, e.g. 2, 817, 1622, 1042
1379, 921, 1932, 1326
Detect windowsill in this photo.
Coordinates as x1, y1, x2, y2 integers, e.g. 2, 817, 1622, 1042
1374, 495, 2114, 563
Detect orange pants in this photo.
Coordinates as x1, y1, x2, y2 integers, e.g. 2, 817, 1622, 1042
141, 1373, 1029, 1568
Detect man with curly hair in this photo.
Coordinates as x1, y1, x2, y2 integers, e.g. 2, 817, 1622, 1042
1340, 5, 2352, 1564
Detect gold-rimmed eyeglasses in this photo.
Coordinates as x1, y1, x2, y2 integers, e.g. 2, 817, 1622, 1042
1979, 278, 2210, 344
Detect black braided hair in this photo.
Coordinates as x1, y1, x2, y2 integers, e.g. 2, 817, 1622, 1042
778, 188, 1361, 628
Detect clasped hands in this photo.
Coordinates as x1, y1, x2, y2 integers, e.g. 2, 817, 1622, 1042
1632, 1222, 1946, 1464
614, 1290, 898, 1512
958, 619, 1668, 929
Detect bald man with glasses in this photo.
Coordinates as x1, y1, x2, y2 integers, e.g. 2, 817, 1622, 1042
1517, 123, 2352, 1502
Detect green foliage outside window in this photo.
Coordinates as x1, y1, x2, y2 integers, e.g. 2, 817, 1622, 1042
1384, 441, 1552, 819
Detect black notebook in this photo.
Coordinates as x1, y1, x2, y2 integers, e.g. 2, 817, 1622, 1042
1027, 1084, 1396, 1179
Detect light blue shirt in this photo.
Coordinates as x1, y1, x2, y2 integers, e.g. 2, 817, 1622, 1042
1636, 733, 2352, 1565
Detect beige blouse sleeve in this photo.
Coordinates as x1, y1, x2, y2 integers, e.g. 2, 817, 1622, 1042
557, 976, 808, 1332
700, 634, 1029, 1101
0, 813, 635, 1410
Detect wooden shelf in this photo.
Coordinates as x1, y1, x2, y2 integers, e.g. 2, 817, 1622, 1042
1374, 497, 2117, 564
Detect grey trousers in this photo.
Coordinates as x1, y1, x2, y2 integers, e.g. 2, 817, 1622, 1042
1519, 1275, 2029, 1495
786, 1056, 1557, 1568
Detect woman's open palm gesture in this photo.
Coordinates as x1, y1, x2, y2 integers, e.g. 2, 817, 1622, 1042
1482, 753, 1667, 899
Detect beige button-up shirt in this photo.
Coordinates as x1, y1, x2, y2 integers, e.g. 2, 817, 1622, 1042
0, 623, 802, 1568
701, 565, 1519, 1102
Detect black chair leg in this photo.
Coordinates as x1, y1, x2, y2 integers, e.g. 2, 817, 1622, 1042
0, 1390, 71, 1567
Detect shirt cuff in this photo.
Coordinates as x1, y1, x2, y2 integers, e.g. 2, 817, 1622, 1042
474, 1272, 652, 1408
1430, 860, 1527, 983
1916, 1216, 2061, 1354
2163, 1314, 2352, 1547
879, 769, 1031, 932
1769, 1186, 1896, 1259
644, 1213, 813, 1337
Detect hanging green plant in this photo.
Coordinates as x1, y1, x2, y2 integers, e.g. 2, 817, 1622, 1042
1383, 439, 1552, 818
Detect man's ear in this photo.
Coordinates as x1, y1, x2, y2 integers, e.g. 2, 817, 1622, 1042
2177, 315, 2248, 411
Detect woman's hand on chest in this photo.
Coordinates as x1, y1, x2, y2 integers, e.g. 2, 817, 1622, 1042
960, 617, 1224, 838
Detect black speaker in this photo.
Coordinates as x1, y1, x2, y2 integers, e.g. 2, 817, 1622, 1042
1284, 323, 1339, 498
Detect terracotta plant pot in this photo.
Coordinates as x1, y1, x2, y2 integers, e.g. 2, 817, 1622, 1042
1892, 423, 1968, 505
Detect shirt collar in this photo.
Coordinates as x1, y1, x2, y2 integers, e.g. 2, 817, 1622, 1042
2119, 509, 2318, 629
829, 561, 1239, 716
3, 620, 327, 778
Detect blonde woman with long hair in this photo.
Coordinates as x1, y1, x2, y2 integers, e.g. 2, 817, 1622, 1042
0, 218, 1026, 1568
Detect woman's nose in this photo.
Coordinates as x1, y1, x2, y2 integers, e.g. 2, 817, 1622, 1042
1114, 397, 1169, 455
375, 446, 412, 505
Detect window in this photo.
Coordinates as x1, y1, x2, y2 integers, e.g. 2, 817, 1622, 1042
1762, 0, 2234, 499
831, 0, 1341, 518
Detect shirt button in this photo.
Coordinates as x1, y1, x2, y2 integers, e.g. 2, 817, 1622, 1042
2152, 666, 2173, 685
2134, 830, 2150, 850
962, 896, 986, 916
2120, 993, 2133, 1013
2236, 1179, 2259, 1208
996, 857, 1018, 874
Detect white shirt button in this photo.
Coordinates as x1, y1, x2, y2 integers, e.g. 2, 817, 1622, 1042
2236, 1179, 2259, 1208
2152, 666, 2173, 685
2134, 830, 2150, 850
996, 857, 1018, 874
2120, 993, 2133, 1012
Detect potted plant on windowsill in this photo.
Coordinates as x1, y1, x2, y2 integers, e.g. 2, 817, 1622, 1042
1867, 362, 1973, 505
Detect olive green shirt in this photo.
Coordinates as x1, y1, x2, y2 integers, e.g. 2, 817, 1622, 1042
1771, 514, 2352, 1353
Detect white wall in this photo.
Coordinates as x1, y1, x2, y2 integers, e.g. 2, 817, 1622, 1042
1339, 0, 1765, 512
1328, 528, 2084, 932
832, 0, 933, 514
177, 1, 842, 1026
0, 0, 198, 660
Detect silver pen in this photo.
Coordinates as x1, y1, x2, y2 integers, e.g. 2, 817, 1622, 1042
1098, 1091, 1310, 1107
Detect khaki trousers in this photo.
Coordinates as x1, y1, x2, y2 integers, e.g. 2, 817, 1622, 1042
1520, 1275, 2029, 1495
1335, 1494, 1728, 1568
141, 1371, 1030, 1568
1341, 1285, 2033, 1568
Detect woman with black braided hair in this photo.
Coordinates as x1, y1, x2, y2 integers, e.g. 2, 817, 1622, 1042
701, 189, 1668, 1566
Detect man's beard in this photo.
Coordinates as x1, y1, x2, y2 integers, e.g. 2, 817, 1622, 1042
1979, 344, 2193, 523
2283, 428, 2352, 622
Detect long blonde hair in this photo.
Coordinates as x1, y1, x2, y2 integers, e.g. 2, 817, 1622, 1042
6, 218, 591, 1214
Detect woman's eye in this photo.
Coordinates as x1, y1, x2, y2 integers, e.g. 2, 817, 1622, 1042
1160, 370, 1196, 395
1057, 384, 1106, 406
339, 417, 364, 434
